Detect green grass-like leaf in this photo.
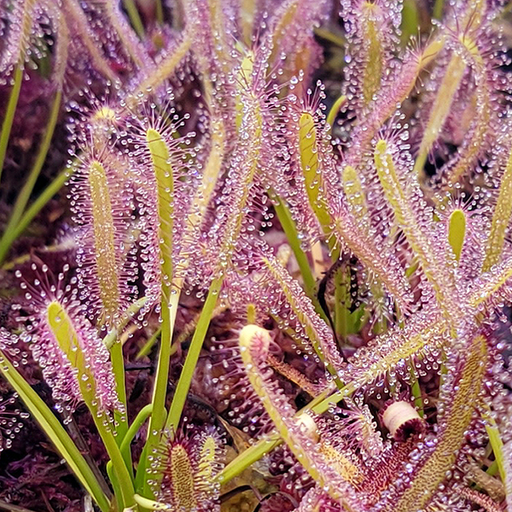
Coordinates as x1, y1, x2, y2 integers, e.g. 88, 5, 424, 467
0, 65, 23, 183
166, 276, 223, 432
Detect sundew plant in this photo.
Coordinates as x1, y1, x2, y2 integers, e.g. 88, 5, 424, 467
1, 0, 512, 511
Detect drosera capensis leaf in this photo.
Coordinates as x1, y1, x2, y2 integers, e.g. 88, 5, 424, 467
341, 165, 367, 224
260, 253, 344, 386
442, 35, 491, 188
374, 139, 457, 323
88, 161, 121, 322
379, 334, 488, 512
297, 108, 355, 338
295, 107, 413, 320
46, 301, 135, 508
103, 0, 149, 69
103, 297, 149, 350
448, 208, 466, 263
0, 349, 111, 512
130, 30, 192, 100
344, 38, 444, 168
341, 165, 398, 329
238, 325, 362, 510
359, 2, 385, 106
469, 257, 512, 311
341, 165, 392, 324
62, 0, 121, 84
139, 126, 177, 496
2, 2, 512, 511
140, 78, 264, 494
136, 109, 227, 485
331, 200, 414, 319
186, 115, 226, 233
299, 111, 332, 233
324, 313, 450, 401
414, 53, 466, 178
483, 141, 512, 272
165, 85, 264, 430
